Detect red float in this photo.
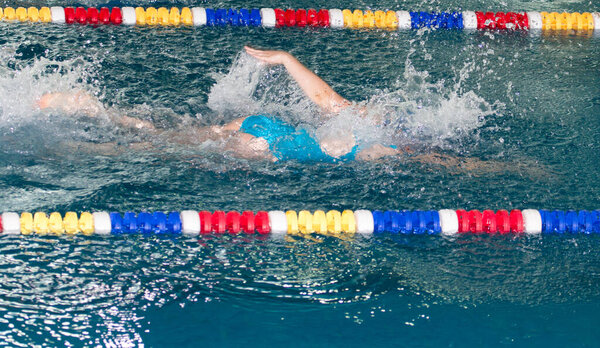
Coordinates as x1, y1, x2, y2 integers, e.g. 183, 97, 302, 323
495, 210, 510, 234
241, 211, 255, 234
509, 210, 524, 233
505, 12, 517, 29
64, 7, 75, 24
468, 210, 483, 233
255, 211, 270, 234
296, 9, 307, 27
484, 12, 496, 29
110, 8, 123, 25
75, 7, 87, 24
226, 211, 241, 234
482, 210, 497, 233
199, 211, 212, 234
307, 9, 318, 26
99, 7, 110, 24
318, 9, 329, 27
475, 11, 485, 29
87, 8, 99, 25
456, 209, 469, 233
516, 13, 529, 29
285, 9, 296, 26
495, 12, 507, 29
0, 215, 3, 233
274, 8, 285, 27
212, 211, 226, 233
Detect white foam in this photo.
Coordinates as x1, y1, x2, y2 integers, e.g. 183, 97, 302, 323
206, 52, 264, 119
0, 46, 104, 126
367, 57, 500, 149
207, 51, 319, 126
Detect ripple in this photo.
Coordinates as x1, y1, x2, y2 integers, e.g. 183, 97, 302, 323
0, 234, 596, 344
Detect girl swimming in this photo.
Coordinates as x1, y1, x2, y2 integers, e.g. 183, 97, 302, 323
37, 46, 399, 162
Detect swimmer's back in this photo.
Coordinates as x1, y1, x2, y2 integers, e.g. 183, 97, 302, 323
240, 115, 358, 162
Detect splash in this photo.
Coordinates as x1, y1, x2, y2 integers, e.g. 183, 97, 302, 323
206, 52, 264, 120
206, 49, 501, 152
0, 43, 103, 126
207, 51, 322, 125
366, 54, 503, 149
0, 44, 502, 163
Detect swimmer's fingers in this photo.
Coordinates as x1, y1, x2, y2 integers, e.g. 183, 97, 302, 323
244, 46, 290, 65
245, 46, 280, 64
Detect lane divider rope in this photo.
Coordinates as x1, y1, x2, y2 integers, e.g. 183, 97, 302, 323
1, 209, 599, 236
1, 7, 599, 32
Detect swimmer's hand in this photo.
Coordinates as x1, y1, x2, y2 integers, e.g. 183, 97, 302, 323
245, 46, 351, 114
37, 91, 104, 117
38, 91, 156, 131
355, 144, 400, 161
244, 46, 290, 65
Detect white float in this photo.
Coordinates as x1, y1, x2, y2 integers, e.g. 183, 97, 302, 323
354, 210, 374, 234
191, 7, 207, 26
438, 209, 459, 235
260, 8, 276, 27
92, 212, 112, 235
522, 209, 542, 234
180, 210, 200, 235
50, 6, 65, 23
268, 211, 287, 234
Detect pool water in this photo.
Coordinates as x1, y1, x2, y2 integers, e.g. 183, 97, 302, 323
0, 0, 599, 345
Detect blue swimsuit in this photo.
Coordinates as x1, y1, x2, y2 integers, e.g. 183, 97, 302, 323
240, 115, 360, 162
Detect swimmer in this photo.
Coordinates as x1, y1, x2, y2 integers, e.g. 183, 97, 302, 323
38, 46, 399, 162
37, 47, 539, 176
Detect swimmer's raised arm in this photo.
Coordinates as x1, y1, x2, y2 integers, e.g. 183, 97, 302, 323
245, 46, 351, 114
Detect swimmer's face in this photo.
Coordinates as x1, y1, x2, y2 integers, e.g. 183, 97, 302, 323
319, 130, 356, 158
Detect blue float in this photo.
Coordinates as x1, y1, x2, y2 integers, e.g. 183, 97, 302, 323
216, 9, 227, 26
578, 210, 592, 234
152, 212, 167, 234
239, 8, 249, 26
372, 210, 385, 233
551, 210, 566, 233
539, 210, 550, 234
591, 211, 600, 234
109, 212, 123, 234
123, 212, 137, 233
167, 212, 182, 234
399, 210, 412, 234
250, 8, 261, 26
205, 8, 215, 26
429, 210, 441, 234
453, 12, 464, 29
565, 210, 578, 233
227, 9, 240, 26
137, 212, 153, 234
384, 211, 400, 233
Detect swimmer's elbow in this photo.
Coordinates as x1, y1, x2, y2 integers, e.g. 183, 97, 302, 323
329, 98, 351, 113
320, 94, 351, 114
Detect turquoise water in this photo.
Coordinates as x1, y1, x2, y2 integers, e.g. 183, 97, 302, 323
0, 0, 600, 345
